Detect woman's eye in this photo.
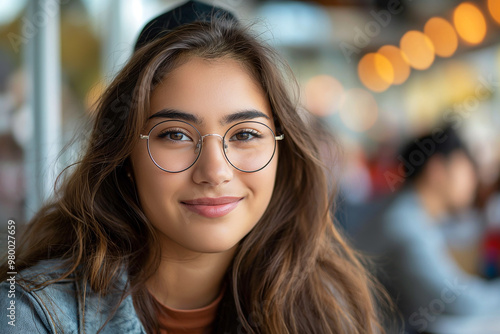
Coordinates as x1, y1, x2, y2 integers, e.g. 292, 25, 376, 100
169, 132, 185, 140
230, 130, 260, 141
158, 131, 191, 141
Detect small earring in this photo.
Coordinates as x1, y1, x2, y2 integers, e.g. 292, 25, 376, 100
127, 172, 132, 179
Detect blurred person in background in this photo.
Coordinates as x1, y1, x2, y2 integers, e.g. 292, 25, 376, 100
350, 125, 500, 333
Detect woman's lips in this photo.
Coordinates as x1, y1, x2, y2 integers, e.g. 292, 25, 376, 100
180, 197, 243, 218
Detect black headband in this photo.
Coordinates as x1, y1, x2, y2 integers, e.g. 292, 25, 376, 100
134, 0, 238, 51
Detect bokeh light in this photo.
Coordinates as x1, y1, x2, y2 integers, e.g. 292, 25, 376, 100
339, 88, 378, 132
304, 75, 344, 116
424, 17, 458, 57
358, 53, 394, 92
453, 2, 487, 45
400, 31, 435, 70
377, 45, 411, 85
488, 0, 500, 25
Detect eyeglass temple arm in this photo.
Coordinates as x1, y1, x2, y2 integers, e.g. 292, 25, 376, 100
140, 134, 148, 139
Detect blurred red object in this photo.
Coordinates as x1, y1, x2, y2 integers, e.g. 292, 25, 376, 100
483, 229, 500, 278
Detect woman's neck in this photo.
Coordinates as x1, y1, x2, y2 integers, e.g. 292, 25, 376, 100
146, 239, 236, 310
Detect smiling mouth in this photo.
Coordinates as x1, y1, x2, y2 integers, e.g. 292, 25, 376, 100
180, 197, 243, 218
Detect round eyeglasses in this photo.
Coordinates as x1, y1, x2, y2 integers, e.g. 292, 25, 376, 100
139, 120, 284, 173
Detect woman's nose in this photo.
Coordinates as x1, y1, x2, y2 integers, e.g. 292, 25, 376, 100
191, 135, 233, 186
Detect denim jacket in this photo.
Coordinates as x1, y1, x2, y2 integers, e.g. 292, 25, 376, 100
0, 259, 147, 333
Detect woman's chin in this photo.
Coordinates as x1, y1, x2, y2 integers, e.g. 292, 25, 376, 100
186, 238, 239, 254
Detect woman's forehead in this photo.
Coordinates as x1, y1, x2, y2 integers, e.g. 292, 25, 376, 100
148, 57, 272, 122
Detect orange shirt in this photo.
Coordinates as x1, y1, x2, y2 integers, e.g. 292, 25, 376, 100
155, 290, 224, 334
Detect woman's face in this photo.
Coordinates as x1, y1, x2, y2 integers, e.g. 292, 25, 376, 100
130, 56, 278, 254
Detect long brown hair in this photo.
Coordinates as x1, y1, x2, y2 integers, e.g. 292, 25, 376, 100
2, 18, 388, 333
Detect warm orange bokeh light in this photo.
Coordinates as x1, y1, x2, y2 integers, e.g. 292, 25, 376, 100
304, 75, 344, 116
358, 53, 394, 92
377, 45, 411, 85
424, 17, 458, 58
400, 31, 435, 70
339, 88, 378, 132
488, 0, 500, 24
453, 2, 487, 45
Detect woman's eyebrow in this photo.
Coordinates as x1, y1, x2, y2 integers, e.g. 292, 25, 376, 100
148, 108, 270, 125
222, 109, 270, 125
148, 109, 202, 124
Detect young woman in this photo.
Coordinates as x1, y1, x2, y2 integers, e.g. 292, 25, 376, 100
1, 1, 386, 333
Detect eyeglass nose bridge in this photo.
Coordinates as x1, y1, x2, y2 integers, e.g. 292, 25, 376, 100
195, 133, 228, 154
